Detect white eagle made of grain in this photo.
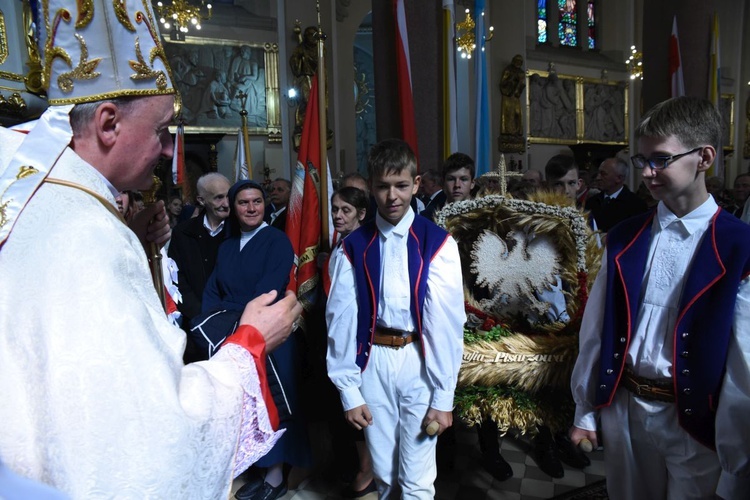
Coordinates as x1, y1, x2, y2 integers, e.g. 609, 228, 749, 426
470, 230, 561, 318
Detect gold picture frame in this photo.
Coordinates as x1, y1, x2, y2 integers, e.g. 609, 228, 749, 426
163, 36, 280, 141
720, 93, 734, 152
0, 9, 7, 65
526, 70, 628, 146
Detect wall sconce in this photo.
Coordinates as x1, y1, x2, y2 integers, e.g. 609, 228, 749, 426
626, 45, 643, 80
455, 8, 493, 60
286, 88, 299, 107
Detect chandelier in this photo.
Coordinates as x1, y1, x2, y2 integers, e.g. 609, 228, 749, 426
455, 8, 494, 60
154, 0, 212, 38
626, 45, 643, 80
455, 9, 476, 59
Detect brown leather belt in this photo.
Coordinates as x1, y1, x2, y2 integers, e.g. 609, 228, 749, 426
621, 366, 675, 403
373, 327, 418, 348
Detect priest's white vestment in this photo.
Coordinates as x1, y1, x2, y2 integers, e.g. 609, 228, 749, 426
0, 126, 282, 499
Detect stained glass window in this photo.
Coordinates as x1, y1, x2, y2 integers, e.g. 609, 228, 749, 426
558, 0, 577, 47
537, 0, 547, 44
587, 1, 595, 49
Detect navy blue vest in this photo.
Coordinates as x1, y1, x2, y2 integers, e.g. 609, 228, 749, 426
595, 208, 750, 448
342, 215, 450, 371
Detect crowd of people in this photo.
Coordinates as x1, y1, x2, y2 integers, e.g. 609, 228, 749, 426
1, 2, 749, 499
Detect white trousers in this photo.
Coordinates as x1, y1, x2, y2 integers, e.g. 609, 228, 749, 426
601, 389, 721, 500
361, 342, 437, 500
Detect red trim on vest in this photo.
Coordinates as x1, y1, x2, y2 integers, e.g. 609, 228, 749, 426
429, 234, 450, 263
598, 214, 653, 409
409, 227, 426, 356
362, 231, 379, 371
672, 209, 725, 403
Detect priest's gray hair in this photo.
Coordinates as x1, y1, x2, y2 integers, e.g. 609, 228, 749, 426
69, 97, 139, 136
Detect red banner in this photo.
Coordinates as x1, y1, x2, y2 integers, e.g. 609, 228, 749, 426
286, 75, 323, 311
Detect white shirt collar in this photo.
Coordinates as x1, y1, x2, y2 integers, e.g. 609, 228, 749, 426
376, 206, 414, 239
239, 221, 269, 250
202, 215, 225, 237
430, 190, 443, 202
656, 196, 718, 235
606, 186, 624, 199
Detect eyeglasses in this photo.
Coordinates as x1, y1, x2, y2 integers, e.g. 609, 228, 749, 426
631, 147, 703, 171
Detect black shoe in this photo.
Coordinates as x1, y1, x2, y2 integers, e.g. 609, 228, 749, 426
235, 472, 264, 500
555, 432, 591, 469
481, 455, 513, 482
535, 447, 564, 478
341, 479, 377, 498
252, 481, 288, 500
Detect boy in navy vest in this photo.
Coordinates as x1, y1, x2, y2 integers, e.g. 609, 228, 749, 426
326, 139, 466, 498
570, 96, 750, 499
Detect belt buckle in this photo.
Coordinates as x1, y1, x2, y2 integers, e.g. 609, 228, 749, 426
635, 383, 650, 397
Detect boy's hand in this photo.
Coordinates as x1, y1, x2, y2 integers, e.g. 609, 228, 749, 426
569, 426, 598, 451
345, 404, 373, 431
423, 408, 453, 436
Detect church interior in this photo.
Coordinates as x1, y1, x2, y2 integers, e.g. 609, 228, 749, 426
3, 0, 749, 191
2, 1, 749, 499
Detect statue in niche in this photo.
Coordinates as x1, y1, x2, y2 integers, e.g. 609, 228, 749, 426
498, 55, 526, 153
289, 22, 332, 150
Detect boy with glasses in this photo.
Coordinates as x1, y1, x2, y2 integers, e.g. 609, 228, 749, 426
570, 96, 750, 499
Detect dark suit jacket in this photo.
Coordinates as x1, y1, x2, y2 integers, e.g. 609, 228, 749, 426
420, 190, 447, 222
585, 186, 648, 232
167, 213, 229, 322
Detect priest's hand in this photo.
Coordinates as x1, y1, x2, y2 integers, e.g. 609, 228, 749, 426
240, 290, 302, 351
129, 200, 171, 250
569, 426, 598, 452
423, 408, 452, 436
345, 404, 373, 431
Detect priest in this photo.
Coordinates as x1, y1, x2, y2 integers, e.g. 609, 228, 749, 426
0, 1, 301, 498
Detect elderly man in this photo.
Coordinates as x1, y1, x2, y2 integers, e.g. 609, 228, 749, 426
168, 172, 231, 356
585, 157, 648, 232
521, 169, 544, 189
0, 1, 301, 498
268, 177, 292, 230
419, 169, 445, 208
732, 172, 750, 218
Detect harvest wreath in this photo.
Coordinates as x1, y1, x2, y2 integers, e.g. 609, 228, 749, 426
435, 191, 602, 434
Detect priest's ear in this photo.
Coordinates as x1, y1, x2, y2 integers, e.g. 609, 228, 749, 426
196, 195, 205, 207
92, 101, 134, 148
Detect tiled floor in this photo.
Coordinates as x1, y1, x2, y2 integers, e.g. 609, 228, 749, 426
232, 421, 605, 500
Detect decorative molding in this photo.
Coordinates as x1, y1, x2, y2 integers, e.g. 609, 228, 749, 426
0, 10, 7, 65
